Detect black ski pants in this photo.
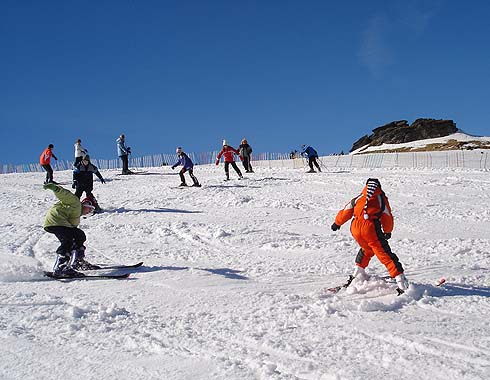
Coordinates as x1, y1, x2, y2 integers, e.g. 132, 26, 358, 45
41, 164, 54, 183
308, 156, 321, 171
224, 161, 242, 179
44, 226, 86, 257
119, 154, 129, 174
242, 156, 253, 172
179, 168, 199, 185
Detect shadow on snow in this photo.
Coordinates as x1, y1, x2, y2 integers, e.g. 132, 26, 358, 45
140, 265, 249, 280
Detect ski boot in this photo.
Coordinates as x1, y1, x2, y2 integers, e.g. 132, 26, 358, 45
52, 254, 84, 278
395, 273, 409, 295
179, 182, 188, 187
70, 246, 100, 270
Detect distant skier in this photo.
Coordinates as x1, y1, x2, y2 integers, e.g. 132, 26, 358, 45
43, 183, 98, 277
171, 147, 201, 187
39, 144, 58, 184
73, 154, 105, 212
216, 140, 243, 180
74, 138, 88, 166
301, 145, 321, 173
116, 134, 132, 174
238, 138, 254, 173
331, 178, 409, 294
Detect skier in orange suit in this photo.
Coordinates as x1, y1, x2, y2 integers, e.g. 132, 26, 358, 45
331, 178, 409, 293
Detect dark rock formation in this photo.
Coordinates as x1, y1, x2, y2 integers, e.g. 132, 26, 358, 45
350, 119, 457, 152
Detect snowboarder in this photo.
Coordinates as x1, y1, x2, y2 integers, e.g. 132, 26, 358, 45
171, 147, 201, 187
116, 134, 132, 174
39, 144, 58, 184
74, 138, 88, 166
73, 154, 105, 212
216, 140, 243, 180
238, 138, 254, 173
301, 145, 321, 173
331, 178, 409, 294
43, 183, 98, 277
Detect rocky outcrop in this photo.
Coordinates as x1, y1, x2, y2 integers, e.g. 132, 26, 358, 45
350, 119, 457, 152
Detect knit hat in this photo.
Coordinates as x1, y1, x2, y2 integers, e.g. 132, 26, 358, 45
82, 154, 90, 161
222, 139, 228, 146
363, 178, 381, 220
176, 147, 182, 154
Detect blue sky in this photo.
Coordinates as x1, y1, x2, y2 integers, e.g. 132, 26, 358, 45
1, 0, 489, 165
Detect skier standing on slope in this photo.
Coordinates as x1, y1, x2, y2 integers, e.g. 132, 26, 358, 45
216, 140, 243, 180
73, 154, 105, 212
238, 138, 254, 173
331, 178, 409, 294
116, 134, 132, 175
39, 144, 58, 184
74, 138, 88, 166
43, 183, 98, 277
301, 144, 321, 173
171, 147, 201, 187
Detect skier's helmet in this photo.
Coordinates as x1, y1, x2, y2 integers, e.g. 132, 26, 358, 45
223, 139, 228, 146
176, 147, 182, 154
82, 154, 90, 162
81, 200, 95, 215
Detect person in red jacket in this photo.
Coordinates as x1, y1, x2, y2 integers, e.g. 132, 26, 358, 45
216, 140, 243, 180
331, 178, 409, 294
39, 144, 58, 184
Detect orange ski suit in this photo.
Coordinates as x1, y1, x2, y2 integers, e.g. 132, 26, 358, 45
334, 180, 404, 278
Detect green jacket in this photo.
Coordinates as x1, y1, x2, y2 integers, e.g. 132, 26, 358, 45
43, 184, 82, 228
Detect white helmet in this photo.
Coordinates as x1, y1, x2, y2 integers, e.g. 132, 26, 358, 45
222, 139, 228, 146
176, 147, 183, 154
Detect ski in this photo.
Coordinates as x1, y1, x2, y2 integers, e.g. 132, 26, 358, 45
116, 171, 148, 176
326, 275, 354, 293
88, 261, 144, 270
44, 271, 130, 280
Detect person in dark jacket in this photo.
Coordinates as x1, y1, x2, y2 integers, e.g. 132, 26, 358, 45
301, 145, 321, 173
171, 147, 201, 187
73, 154, 105, 212
238, 138, 254, 173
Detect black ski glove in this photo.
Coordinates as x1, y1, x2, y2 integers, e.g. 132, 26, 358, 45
331, 223, 340, 231
384, 232, 391, 240
72, 181, 77, 189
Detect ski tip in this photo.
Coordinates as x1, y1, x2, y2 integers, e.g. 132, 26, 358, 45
436, 278, 446, 286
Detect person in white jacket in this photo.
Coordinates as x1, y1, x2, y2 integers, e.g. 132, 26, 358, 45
73, 139, 88, 185
74, 139, 88, 166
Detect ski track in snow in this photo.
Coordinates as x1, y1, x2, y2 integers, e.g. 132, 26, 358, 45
1, 166, 490, 380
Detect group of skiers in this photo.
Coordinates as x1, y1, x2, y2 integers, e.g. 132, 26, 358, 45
39, 137, 410, 294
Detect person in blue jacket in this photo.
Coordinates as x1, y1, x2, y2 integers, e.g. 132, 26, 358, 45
301, 145, 321, 173
116, 134, 132, 174
171, 147, 201, 187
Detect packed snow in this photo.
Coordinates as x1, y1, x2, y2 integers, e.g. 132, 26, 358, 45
1, 162, 490, 380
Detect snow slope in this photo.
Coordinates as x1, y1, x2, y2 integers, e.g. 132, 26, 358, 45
1, 164, 490, 380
